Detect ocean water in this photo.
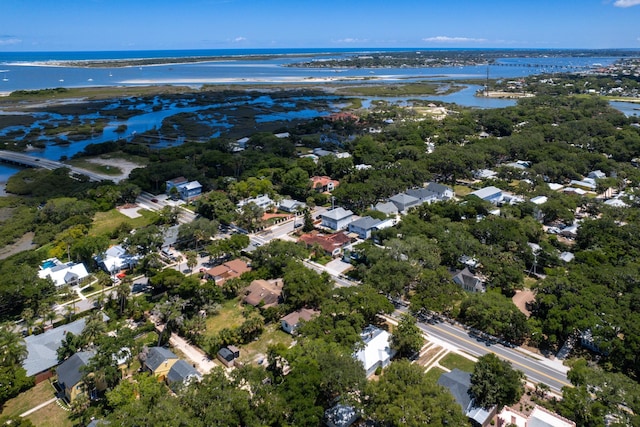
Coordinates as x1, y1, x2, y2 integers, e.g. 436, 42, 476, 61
0, 49, 621, 93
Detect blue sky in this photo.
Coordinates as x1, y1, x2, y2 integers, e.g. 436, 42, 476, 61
1, 0, 639, 51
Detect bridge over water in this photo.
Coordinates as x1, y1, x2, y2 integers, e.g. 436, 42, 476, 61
0, 150, 113, 182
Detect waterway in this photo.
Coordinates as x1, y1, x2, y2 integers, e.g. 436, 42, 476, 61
0, 50, 634, 180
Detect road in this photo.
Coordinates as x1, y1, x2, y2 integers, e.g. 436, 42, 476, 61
402, 312, 571, 393
0, 150, 115, 182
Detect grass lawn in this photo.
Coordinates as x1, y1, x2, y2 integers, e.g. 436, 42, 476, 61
237, 323, 293, 364
453, 185, 472, 197
1, 381, 57, 418
424, 366, 447, 384
25, 400, 72, 427
90, 208, 158, 237
204, 299, 246, 337
438, 352, 476, 373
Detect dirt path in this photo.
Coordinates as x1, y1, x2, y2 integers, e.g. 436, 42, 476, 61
83, 157, 143, 183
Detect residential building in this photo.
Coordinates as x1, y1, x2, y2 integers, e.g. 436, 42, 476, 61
57, 351, 104, 402
452, 267, 485, 293
281, 308, 319, 335
588, 170, 606, 179
243, 279, 283, 309
373, 201, 399, 216
530, 195, 548, 205
38, 258, 89, 287
166, 177, 202, 201
425, 182, 455, 200
95, 245, 139, 274
23, 314, 109, 383
348, 216, 382, 239
569, 178, 596, 191
279, 198, 306, 213
167, 359, 202, 391
321, 207, 354, 231
204, 259, 251, 285
388, 193, 420, 213
354, 325, 396, 378
237, 194, 275, 210
179, 181, 202, 201
496, 405, 576, 427
438, 369, 496, 427
299, 231, 351, 256
405, 188, 438, 205
311, 175, 340, 192
469, 186, 503, 204
473, 169, 498, 180
144, 347, 179, 381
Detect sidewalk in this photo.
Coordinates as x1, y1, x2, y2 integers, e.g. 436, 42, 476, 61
20, 397, 57, 417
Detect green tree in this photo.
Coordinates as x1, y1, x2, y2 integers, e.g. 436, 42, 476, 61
282, 262, 333, 309
185, 250, 198, 273
0, 324, 28, 367
365, 360, 467, 427
302, 209, 314, 232
470, 353, 524, 409
391, 313, 425, 358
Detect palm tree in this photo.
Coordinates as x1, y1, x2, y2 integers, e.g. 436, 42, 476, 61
185, 251, 197, 273
45, 310, 57, 328
21, 308, 35, 336
0, 324, 28, 366
81, 311, 106, 346
116, 279, 132, 316
154, 297, 185, 347
95, 271, 112, 309
65, 304, 76, 323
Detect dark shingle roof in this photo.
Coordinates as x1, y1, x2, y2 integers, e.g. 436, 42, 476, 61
167, 359, 201, 385
57, 351, 94, 390
437, 368, 473, 412
145, 347, 177, 371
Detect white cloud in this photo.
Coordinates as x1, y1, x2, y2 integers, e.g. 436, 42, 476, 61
0, 37, 21, 46
613, 0, 640, 6
335, 38, 369, 44
422, 36, 487, 43
233, 36, 247, 42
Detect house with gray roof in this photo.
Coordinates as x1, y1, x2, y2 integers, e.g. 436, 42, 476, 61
167, 359, 202, 391
438, 369, 496, 427
425, 182, 454, 200
348, 216, 382, 239
469, 186, 503, 204
57, 351, 100, 402
144, 347, 179, 381
406, 188, 438, 205
452, 267, 485, 293
23, 314, 109, 381
389, 193, 420, 213
279, 198, 306, 213
321, 207, 354, 231
374, 201, 398, 216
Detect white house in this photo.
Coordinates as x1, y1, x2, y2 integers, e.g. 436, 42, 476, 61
321, 207, 354, 231
425, 182, 454, 200
354, 325, 396, 378
237, 194, 275, 210
280, 308, 319, 335
96, 245, 140, 274
279, 199, 306, 213
38, 258, 89, 287
496, 405, 575, 427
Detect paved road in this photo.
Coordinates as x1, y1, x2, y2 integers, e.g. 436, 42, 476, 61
0, 150, 114, 182
405, 313, 571, 393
